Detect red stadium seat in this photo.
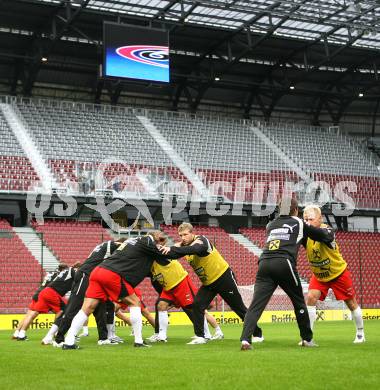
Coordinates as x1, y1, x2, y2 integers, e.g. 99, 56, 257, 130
32, 220, 113, 268
0, 219, 42, 313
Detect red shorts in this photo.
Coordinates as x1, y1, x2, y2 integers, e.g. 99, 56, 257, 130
118, 287, 146, 311
86, 267, 134, 303
29, 287, 67, 314
159, 275, 197, 308
309, 269, 356, 301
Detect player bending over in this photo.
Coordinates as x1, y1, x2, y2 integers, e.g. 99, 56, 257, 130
62, 231, 191, 349
13, 263, 78, 341
42, 239, 125, 347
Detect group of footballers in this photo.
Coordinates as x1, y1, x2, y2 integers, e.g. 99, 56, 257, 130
12, 200, 365, 350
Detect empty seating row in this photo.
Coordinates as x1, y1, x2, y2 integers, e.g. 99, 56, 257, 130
0, 219, 43, 313
0, 112, 40, 192
32, 220, 113, 267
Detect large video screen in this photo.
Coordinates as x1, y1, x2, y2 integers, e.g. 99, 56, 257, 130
103, 22, 169, 83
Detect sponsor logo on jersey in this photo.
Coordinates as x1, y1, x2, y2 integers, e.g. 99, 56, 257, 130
269, 240, 280, 250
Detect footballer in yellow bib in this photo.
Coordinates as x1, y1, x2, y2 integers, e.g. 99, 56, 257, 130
305, 223, 347, 282
184, 236, 229, 286
160, 223, 263, 343
303, 205, 365, 343
151, 260, 188, 291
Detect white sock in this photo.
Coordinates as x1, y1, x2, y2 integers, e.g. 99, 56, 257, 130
158, 311, 168, 340
204, 316, 212, 339
18, 330, 26, 338
214, 325, 223, 335
65, 310, 88, 346
130, 306, 143, 344
82, 326, 89, 336
307, 306, 317, 330
13, 330, 19, 338
107, 324, 113, 339
44, 324, 58, 340
111, 322, 116, 338
352, 307, 364, 335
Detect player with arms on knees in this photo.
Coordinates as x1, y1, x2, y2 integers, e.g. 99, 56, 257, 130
303, 204, 365, 343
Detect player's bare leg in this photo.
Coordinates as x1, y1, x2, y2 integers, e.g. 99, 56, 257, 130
203, 314, 212, 340
115, 309, 132, 326
142, 307, 156, 328
147, 300, 170, 343
63, 298, 100, 349
120, 293, 150, 347
305, 289, 321, 330
345, 297, 365, 343
17, 310, 39, 340
105, 306, 129, 343
295, 289, 322, 346
12, 314, 27, 339
157, 300, 169, 341
205, 311, 224, 340
41, 310, 63, 345
78, 319, 89, 337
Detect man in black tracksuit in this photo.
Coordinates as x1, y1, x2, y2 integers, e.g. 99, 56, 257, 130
240, 198, 328, 350
51, 239, 125, 345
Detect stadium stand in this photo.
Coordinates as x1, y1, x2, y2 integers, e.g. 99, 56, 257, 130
336, 231, 380, 308
262, 124, 380, 209
16, 100, 191, 196
1, 98, 378, 209
31, 220, 112, 267
0, 219, 42, 313
0, 110, 39, 192
148, 111, 300, 201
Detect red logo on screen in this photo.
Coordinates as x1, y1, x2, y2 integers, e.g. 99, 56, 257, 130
116, 45, 169, 68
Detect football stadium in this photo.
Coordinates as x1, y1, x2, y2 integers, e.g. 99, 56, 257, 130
0, 1, 379, 389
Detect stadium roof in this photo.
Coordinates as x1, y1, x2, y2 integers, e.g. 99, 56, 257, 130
1, 0, 380, 123
30, 0, 380, 50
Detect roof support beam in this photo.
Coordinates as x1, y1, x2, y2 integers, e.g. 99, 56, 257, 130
94, 78, 104, 104
10, 59, 23, 95
371, 97, 380, 137
22, 0, 90, 96
262, 3, 378, 83
109, 81, 123, 105
171, 81, 186, 110
243, 88, 258, 119
179, 0, 309, 112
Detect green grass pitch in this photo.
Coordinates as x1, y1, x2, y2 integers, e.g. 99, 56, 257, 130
0, 320, 379, 390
